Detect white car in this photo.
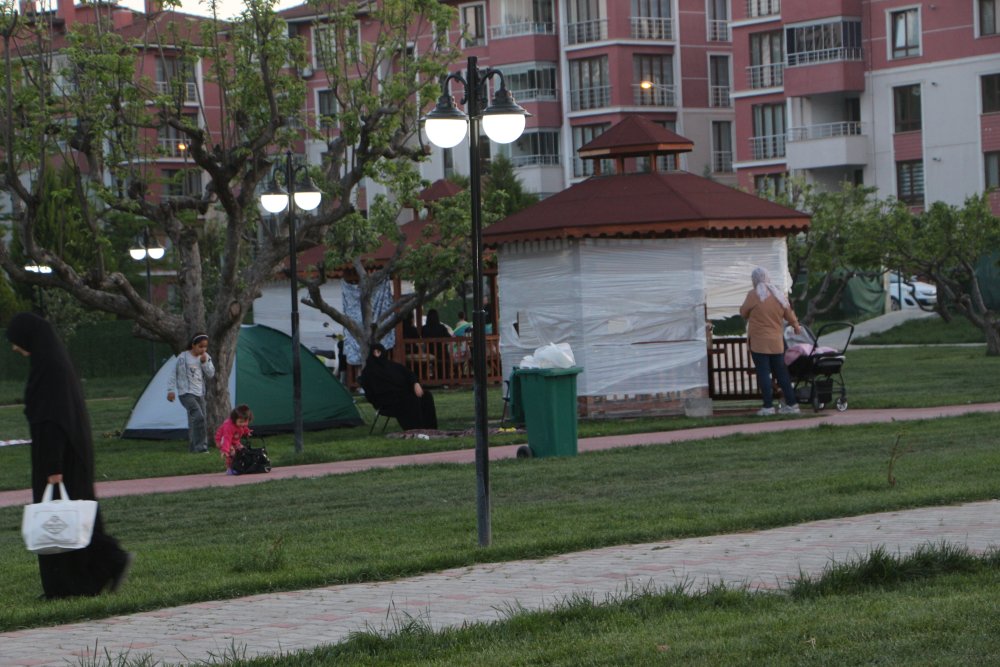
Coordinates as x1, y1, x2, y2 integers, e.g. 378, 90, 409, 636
887, 273, 937, 310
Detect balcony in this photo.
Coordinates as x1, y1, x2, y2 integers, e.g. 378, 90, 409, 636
632, 83, 676, 107
710, 85, 732, 108
747, 63, 783, 89
709, 19, 730, 42
786, 122, 869, 169
786, 47, 863, 68
630, 16, 673, 40
508, 86, 559, 102
489, 21, 556, 39
783, 54, 865, 95
155, 80, 197, 103
509, 154, 561, 167
750, 133, 786, 161
745, 0, 780, 19
566, 18, 608, 45
569, 85, 611, 111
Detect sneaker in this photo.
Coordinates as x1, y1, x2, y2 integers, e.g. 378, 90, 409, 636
779, 403, 801, 415
109, 552, 135, 593
756, 407, 776, 416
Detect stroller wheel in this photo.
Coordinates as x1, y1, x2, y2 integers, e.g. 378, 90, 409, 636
835, 397, 848, 412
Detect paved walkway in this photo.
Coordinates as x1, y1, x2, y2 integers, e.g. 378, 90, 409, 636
3, 402, 1000, 666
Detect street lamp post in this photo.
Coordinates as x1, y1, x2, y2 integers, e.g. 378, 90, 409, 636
129, 229, 166, 375
423, 56, 530, 547
259, 150, 322, 455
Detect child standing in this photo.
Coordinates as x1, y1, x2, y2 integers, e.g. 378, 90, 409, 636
166, 333, 216, 453
215, 405, 253, 475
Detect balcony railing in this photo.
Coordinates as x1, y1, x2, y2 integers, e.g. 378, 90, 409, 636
569, 85, 611, 111
747, 62, 784, 89
708, 19, 730, 41
159, 137, 187, 157
632, 83, 676, 107
489, 21, 556, 39
750, 134, 786, 160
786, 47, 864, 67
710, 85, 732, 107
508, 87, 559, 102
746, 0, 780, 18
787, 121, 864, 142
566, 18, 608, 45
155, 80, 197, 103
510, 154, 561, 167
712, 150, 734, 173
630, 16, 673, 40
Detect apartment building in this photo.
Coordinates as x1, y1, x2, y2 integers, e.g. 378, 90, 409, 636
282, 0, 737, 203
731, 0, 1000, 212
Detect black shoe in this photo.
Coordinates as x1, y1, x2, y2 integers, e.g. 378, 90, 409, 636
192, 446, 209, 453
109, 552, 135, 593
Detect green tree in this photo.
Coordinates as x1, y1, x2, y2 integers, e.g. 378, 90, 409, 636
0, 0, 459, 434
768, 179, 884, 325
873, 194, 1000, 355
484, 154, 538, 217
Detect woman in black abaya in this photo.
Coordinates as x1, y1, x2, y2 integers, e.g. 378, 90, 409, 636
359, 343, 438, 430
7, 313, 132, 598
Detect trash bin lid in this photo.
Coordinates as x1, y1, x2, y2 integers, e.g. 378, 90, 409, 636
513, 366, 583, 376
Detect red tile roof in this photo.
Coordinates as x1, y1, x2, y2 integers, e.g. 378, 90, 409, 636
483, 172, 809, 245
418, 179, 463, 202
578, 115, 694, 159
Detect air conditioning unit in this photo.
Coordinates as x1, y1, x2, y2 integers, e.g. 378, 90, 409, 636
301, 66, 314, 79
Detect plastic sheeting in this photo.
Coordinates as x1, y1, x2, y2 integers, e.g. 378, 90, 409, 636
497, 237, 789, 398
341, 280, 396, 365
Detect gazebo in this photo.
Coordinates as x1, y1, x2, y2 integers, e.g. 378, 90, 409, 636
483, 116, 809, 417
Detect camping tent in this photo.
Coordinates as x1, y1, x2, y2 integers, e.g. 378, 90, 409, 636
122, 324, 363, 439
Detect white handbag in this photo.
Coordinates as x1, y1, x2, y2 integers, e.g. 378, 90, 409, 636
22, 482, 97, 554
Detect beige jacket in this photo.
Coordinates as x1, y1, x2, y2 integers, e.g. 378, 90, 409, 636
739, 289, 800, 354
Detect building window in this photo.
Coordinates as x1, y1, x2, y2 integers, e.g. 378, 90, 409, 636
491, 0, 555, 38
504, 129, 560, 167
572, 123, 610, 177
569, 56, 610, 111
317, 90, 338, 128
986, 152, 1000, 189
566, 0, 606, 44
890, 8, 920, 58
461, 3, 487, 48
748, 0, 780, 18
749, 30, 784, 89
163, 169, 202, 198
983, 73, 1000, 113
893, 84, 922, 132
502, 63, 558, 101
633, 54, 674, 106
751, 103, 786, 160
712, 121, 733, 173
754, 172, 786, 196
709, 55, 731, 107
786, 21, 863, 66
707, 0, 729, 42
156, 58, 196, 102
630, 0, 672, 40
896, 160, 924, 205
980, 0, 998, 36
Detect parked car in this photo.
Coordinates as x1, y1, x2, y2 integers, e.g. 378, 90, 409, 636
888, 273, 937, 310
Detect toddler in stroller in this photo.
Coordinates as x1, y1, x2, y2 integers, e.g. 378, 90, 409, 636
783, 322, 854, 412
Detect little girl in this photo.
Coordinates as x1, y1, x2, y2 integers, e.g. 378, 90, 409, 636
215, 405, 253, 475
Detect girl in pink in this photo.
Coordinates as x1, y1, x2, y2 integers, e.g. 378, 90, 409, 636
215, 405, 253, 475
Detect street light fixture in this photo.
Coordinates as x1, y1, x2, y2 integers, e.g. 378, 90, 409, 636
258, 150, 322, 455
129, 229, 166, 375
24, 263, 52, 314
423, 56, 530, 547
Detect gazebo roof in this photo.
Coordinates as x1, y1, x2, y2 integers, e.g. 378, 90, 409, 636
577, 115, 694, 159
483, 171, 809, 245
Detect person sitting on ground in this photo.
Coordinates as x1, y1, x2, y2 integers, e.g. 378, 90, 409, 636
215, 404, 253, 475
359, 343, 438, 430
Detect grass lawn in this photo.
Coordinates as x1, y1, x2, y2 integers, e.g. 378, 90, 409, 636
853, 314, 988, 345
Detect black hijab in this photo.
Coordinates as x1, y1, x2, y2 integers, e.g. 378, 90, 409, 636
6, 313, 95, 498
359, 343, 414, 402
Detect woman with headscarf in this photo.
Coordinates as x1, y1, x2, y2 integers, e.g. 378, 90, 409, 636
358, 343, 438, 430
739, 267, 802, 416
6, 312, 132, 598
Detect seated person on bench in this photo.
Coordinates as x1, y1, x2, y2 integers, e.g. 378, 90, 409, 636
359, 343, 438, 430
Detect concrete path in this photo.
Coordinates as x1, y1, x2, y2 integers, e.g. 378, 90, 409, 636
817, 308, 934, 349
3, 402, 1000, 666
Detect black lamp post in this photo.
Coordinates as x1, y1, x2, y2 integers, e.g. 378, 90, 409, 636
259, 150, 322, 454
129, 229, 165, 375
423, 56, 530, 547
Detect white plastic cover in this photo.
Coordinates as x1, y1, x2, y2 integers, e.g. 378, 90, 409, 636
497, 237, 789, 398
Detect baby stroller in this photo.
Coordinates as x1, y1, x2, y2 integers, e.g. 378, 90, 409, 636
231, 437, 272, 474
783, 322, 854, 412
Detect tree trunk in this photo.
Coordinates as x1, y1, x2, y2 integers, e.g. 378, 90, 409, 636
985, 323, 1000, 357
205, 325, 240, 442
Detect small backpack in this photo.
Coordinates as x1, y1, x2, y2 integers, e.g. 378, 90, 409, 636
231, 439, 272, 475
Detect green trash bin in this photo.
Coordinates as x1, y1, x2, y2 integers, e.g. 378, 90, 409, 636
511, 366, 582, 458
